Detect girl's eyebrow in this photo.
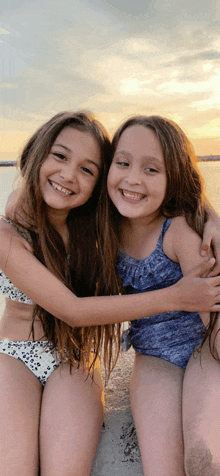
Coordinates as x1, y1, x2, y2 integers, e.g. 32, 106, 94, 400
85, 159, 101, 171
53, 143, 71, 152
52, 143, 100, 170
114, 150, 129, 156
114, 150, 162, 163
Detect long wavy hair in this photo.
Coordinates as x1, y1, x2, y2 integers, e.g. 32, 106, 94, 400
110, 115, 218, 361
11, 111, 122, 377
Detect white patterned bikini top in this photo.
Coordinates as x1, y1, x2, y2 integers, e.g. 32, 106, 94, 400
0, 218, 33, 305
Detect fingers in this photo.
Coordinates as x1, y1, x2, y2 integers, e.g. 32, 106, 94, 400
211, 240, 220, 275
206, 276, 220, 287
200, 229, 212, 257
189, 258, 216, 277
210, 305, 220, 312
201, 223, 220, 271
207, 265, 220, 277
201, 244, 210, 257
208, 284, 220, 310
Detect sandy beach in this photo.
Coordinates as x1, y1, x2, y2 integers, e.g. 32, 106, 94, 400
92, 348, 143, 476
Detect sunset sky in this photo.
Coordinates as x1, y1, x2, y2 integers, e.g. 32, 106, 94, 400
0, 0, 220, 161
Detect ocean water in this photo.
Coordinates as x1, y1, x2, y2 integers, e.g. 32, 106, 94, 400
198, 161, 220, 215
0, 166, 19, 216
0, 162, 220, 215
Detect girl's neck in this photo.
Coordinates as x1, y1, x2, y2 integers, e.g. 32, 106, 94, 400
119, 213, 165, 260
121, 211, 163, 234
47, 208, 69, 251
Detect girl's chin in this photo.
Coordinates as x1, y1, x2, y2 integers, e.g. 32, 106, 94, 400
116, 201, 143, 213
115, 204, 157, 221
116, 209, 144, 220
43, 197, 72, 213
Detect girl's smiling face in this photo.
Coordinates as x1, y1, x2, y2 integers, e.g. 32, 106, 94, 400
40, 126, 101, 217
107, 125, 167, 223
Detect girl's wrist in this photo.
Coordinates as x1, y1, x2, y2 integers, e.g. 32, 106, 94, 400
170, 278, 198, 313
168, 281, 183, 312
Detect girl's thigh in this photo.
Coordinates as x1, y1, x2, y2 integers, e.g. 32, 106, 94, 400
0, 354, 42, 476
40, 362, 104, 476
183, 342, 220, 476
130, 353, 185, 476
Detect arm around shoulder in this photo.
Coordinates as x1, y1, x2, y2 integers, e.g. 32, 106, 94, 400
201, 203, 220, 274
168, 216, 212, 323
168, 216, 213, 276
1, 219, 220, 328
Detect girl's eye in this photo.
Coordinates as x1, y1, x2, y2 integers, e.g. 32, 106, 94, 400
81, 166, 94, 176
116, 161, 129, 167
145, 167, 157, 173
53, 152, 66, 161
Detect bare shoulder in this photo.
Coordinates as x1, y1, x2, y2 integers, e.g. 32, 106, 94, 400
169, 216, 202, 247
0, 219, 32, 269
168, 216, 211, 274
163, 216, 203, 264
169, 216, 198, 237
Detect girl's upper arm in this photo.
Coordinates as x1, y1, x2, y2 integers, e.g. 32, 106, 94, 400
201, 204, 220, 275
170, 216, 213, 277
1, 218, 219, 329
168, 217, 212, 323
0, 220, 80, 321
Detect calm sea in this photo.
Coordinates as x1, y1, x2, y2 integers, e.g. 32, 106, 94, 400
0, 162, 220, 216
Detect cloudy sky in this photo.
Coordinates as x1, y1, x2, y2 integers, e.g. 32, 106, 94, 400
0, 0, 220, 160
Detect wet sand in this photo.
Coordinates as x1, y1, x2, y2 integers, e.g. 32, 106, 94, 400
92, 348, 143, 475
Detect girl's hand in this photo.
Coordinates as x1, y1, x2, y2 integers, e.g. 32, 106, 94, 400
201, 208, 220, 275
5, 190, 32, 228
177, 258, 220, 313
5, 190, 18, 218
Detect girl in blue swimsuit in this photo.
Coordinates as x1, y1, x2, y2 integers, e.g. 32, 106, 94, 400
107, 115, 219, 475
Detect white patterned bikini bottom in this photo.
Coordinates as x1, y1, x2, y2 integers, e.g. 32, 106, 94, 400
0, 339, 61, 385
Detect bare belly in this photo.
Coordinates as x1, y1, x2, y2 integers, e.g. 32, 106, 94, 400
0, 298, 45, 341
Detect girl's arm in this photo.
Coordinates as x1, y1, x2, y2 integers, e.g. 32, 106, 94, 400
201, 202, 220, 275
1, 219, 220, 328
8, 191, 220, 271
166, 216, 218, 329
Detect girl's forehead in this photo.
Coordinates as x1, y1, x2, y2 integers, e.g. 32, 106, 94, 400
118, 124, 156, 140
115, 125, 164, 160
52, 126, 102, 162
54, 126, 94, 145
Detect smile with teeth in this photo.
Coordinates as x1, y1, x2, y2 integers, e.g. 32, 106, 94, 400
121, 189, 146, 201
49, 180, 73, 196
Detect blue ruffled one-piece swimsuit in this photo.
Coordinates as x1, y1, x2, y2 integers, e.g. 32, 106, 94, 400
117, 218, 205, 369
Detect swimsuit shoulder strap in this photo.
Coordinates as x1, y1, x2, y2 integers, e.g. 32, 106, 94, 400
155, 218, 172, 250
1, 217, 32, 244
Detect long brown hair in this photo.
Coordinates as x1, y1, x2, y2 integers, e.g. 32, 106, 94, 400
111, 115, 218, 361
11, 111, 122, 377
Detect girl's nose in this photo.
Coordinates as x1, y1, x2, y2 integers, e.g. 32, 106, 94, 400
124, 167, 142, 185
59, 164, 77, 183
